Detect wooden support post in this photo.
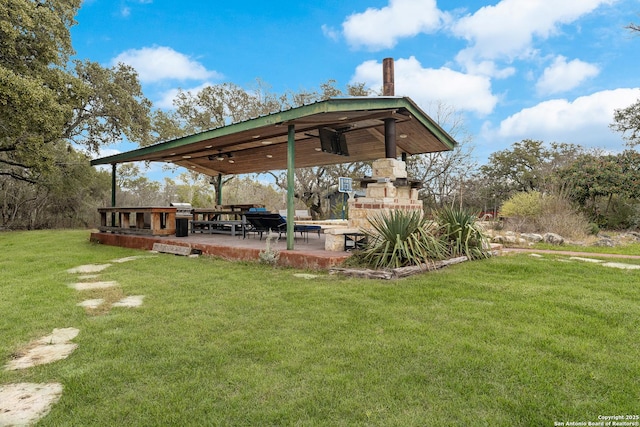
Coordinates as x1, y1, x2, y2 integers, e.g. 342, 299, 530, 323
384, 118, 397, 159
216, 173, 223, 206
287, 124, 295, 250
111, 164, 117, 225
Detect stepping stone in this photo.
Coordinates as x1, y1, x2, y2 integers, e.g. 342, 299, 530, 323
112, 295, 144, 308
111, 255, 156, 263
70, 281, 118, 291
0, 383, 63, 426
569, 257, 603, 263
293, 273, 320, 279
5, 344, 78, 371
5, 328, 80, 371
36, 327, 79, 345
77, 299, 105, 309
66, 264, 112, 274
602, 262, 640, 270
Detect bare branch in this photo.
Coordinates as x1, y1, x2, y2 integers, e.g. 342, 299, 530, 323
0, 170, 38, 184
0, 145, 17, 153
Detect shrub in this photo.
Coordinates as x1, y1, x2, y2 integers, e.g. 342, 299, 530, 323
435, 206, 491, 260
500, 191, 590, 238
361, 209, 445, 269
596, 196, 640, 230
258, 231, 280, 265
501, 191, 543, 231
537, 194, 590, 239
587, 223, 600, 236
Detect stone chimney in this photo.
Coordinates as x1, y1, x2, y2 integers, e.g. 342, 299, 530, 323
383, 58, 394, 96
346, 58, 422, 232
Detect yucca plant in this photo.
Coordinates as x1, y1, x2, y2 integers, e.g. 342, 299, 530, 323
435, 206, 490, 260
361, 209, 446, 269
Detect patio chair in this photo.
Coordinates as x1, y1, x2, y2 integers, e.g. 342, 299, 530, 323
263, 214, 320, 242
293, 222, 322, 242
244, 213, 321, 242
243, 212, 271, 239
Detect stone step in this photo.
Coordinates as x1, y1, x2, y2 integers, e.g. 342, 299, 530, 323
152, 243, 193, 256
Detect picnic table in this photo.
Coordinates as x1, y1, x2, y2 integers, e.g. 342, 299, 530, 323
190, 208, 248, 236
215, 204, 264, 211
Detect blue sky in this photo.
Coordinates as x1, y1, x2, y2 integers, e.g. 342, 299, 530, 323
72, 0, 640, 174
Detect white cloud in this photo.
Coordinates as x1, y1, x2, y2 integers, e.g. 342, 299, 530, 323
87, 147, 122, 173
351, 56, 498, 115
452, 0, 615, 73
111, 46, 222, 83
536, 56, 600, 95
489, 88, 640, 147
119, 0, 152, 17
465, 60, 516, 80
154, 82, 215, 109
342, 0, 445, 50
155, 88, 182, 110
87, 147, 121, 162
321, 24, 340, 41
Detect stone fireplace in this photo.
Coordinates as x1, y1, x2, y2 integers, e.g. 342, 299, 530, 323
348, 158, 422, 232
322, 57, 425, 251
323, 157, 423, 251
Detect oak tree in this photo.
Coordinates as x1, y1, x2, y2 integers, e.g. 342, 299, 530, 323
0, 0, 152, 228
1, 0, 152, 183
610, 21, 640, 147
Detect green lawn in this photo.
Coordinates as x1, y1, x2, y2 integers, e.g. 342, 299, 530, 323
1, 230, 639, 426
533, 240, 640, 256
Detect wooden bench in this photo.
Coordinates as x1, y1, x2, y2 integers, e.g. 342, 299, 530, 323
190, 220, 244, 236
295, 210, 312, 220
98, 207, 176, 236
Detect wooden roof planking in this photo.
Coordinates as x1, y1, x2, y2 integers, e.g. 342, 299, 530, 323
90, 97, 457, 176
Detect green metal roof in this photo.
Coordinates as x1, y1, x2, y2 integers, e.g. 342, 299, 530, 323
91, 96, 456, 176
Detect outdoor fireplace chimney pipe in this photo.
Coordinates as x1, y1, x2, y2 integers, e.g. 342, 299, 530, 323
382, 58, 397, 158
383, 57, 394, 96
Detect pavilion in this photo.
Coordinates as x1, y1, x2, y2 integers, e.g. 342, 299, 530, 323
91, 95, 457, 251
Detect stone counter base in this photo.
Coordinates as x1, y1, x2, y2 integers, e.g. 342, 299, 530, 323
324, 228, 363, 251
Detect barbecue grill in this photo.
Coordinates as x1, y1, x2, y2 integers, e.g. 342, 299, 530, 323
170, 202, 193, 218
170, 203, 192, 237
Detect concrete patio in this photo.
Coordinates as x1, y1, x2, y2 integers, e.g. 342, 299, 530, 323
90, 229, 352, 270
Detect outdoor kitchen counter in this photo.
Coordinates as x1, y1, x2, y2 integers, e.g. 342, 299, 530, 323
98, 207, 176, 236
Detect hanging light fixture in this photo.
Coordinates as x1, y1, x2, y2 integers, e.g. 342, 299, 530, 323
208, 151, 233, 162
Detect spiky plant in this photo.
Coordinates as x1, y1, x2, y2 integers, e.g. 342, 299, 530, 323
435, 206, 490, 260
361, 209, 446, 269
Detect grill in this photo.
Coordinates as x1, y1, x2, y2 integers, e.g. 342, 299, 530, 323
170, 202, 193, 218
170, 203, 192, 237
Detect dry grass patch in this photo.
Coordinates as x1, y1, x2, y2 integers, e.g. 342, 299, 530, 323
75, 284, 128, 316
